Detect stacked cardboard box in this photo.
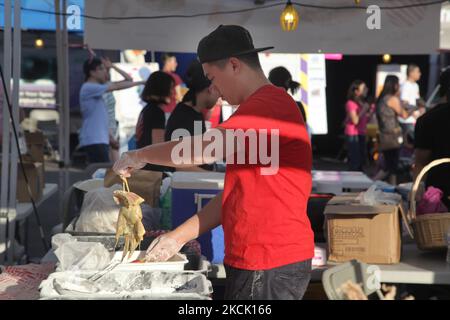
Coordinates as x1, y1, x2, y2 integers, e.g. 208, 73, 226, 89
325, 194, 405, 264
24, 130, 45, 164
0, 160, 44, 203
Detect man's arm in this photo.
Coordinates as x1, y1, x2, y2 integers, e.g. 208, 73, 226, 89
106, 80, 145, 92
102, 57, 133, 82
175, 85, 183, 103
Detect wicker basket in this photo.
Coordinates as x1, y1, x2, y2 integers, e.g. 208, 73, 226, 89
408, 158, 450, 251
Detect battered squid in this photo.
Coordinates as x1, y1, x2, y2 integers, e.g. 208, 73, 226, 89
113, 176, 146, 261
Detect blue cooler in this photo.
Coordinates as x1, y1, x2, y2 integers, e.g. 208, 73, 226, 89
171, 172, 225, 263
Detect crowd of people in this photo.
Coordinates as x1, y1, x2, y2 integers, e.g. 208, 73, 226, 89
78, 51, 310, 170
342, 63, 450, 205
342, 64, 433, 184
78, 53, 449, 193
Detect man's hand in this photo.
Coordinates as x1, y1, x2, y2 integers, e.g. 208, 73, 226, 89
101, 57, 113, 69
145, 233, 185, 262
113, 150, 147, 177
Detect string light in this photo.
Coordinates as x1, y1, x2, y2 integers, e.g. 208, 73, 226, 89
382, 54, 392, 63
0, 1, 445, 21
280, 0, 299, 32
35, 38, 44, 48
354, 0, 361, 5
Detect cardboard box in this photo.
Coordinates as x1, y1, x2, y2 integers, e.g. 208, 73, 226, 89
24, 130, 45, 163
19, 154, 45, 193
17, 162, 44, 203
0, 159, 44, 203
324, 194, 403, 264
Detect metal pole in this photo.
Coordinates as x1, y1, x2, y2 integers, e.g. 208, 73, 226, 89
7, 0, 22, 264
62, 0, 71, 197
63, 0, 70, 167
56, 0, 64, 166
426, 54, 439, 99
55, 0, 66, 224
0, 0, 12, 264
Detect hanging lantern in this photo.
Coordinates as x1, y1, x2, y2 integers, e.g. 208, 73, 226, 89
280, 1, 299, 32
382, 54, 392, 64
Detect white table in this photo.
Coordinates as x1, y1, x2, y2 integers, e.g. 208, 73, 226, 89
311, 244, 450, 285
1, 183, 58, 264
209, 244, 450, 285
312, 170, 373, 194
16, 183, 58, 220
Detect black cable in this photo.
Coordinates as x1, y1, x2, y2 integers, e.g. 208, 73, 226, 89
0, 64, 49, 254
0, 0, 447, 21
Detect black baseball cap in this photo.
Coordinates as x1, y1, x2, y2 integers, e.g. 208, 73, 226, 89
197, 25, 274, 64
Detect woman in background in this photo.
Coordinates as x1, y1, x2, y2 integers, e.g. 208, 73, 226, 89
374, 75, 410, 184
268, 66, 311, 139
344, 80, 373, 171
135, 71, 175, 171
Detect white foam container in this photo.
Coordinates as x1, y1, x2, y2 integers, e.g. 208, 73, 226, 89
39, 269, 212, 300
110, 252, 188, 271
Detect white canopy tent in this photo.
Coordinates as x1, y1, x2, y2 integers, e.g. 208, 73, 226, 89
84, 0, 441, 54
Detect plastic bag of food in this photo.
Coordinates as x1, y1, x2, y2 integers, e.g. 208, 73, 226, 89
54, 241, 111, 271
74, 185, 121, 233
357, 185, 402, 206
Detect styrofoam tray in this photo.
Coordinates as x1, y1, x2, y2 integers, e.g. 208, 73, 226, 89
111, 252, 188, 271
39, 270, 212, 300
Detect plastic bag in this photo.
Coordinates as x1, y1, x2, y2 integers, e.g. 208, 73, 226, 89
51, 233, 74, 250
74, 185, 121, 233
357, 185, 402, 206
54, 241, 111, 271
417, 186, 449, 215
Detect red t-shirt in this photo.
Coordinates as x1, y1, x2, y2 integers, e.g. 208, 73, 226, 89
163, 72, 183, 113
218, 85, 314, 270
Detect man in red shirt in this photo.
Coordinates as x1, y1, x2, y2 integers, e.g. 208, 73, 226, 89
113, 25, 314, 300
161, 53, 184, 113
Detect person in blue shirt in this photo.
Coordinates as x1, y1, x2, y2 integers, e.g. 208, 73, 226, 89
79, 57, 144, 163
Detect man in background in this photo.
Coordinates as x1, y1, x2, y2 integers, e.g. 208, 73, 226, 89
400, 64, 423, 142
161, 53, 184, 113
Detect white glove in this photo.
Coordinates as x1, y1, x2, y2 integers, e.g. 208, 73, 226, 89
112, 150, 146, 178
145, 234, 184, 262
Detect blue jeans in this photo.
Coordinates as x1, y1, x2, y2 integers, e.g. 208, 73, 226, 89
347, 135, 367, 171
224, 259, 312, 300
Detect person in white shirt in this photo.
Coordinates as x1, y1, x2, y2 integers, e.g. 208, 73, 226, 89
399, 64, 422, 142
401, 64, 421, 107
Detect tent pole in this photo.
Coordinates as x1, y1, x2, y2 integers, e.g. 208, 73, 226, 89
0, 0, 13, 265
6, 0, 22, 264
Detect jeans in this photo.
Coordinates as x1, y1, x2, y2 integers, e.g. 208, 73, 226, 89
347, 135, 367, 171
80, 144, 110, 163
224, 259, 312, 300
382, 148, 400, 176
